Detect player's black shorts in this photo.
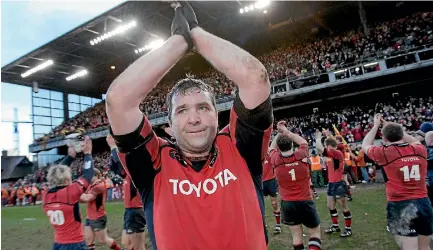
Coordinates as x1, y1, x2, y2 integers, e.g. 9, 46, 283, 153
281, 200, 320, 228
52, 241, 87, 250
124, 208, 146, 234
263, 178, 278, 197
85, 215, 107, 231
327, 181, 347, 199
343, 164, 351, 174
387, 197, 433, 237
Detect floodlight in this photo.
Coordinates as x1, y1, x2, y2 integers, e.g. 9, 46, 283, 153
90, 20, 137, 45
66, 69, 88, 81
135, 39, 165, 54
21, 60, 54, 78
240, 8, 244, 14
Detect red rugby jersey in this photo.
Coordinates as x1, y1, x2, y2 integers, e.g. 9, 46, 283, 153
86, 181, 106, 220
114, 95, 272, 249
367, 143, 427, 202
323, 148, 345, 183
262, 155, 275, 182
269, 144, 312, 201
123, 176, 143, 208
110, 149, 143, 208
42, 178, 88, 244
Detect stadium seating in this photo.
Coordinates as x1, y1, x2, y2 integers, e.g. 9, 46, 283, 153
33, 12, 433, 143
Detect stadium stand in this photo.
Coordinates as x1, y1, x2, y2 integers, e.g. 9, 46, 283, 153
31, 11, 433, 143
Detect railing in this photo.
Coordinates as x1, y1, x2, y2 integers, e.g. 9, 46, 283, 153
29, 45, 433, 153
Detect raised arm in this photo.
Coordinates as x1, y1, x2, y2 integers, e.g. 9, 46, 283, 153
315, 130, 325, 155
269, 133, 280, 152
81, 137, 95, 184
182, 2, 270, 109
60, 146, 77, 166
362, 114, 381, 153
106, 6, 192, 135
277, 121, 308, 146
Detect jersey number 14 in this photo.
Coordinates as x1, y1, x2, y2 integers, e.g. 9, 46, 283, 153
47, 210, 65, 226
400, 165, 421, 182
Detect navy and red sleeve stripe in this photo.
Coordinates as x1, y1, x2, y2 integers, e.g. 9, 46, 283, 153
229, 94, 273, 177
111, 115, 160, 193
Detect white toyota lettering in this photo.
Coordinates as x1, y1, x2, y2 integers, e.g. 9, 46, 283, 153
401, 157, 420, 162
169, 169, 238, 197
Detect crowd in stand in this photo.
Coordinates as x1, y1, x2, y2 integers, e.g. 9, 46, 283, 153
278, 96, 433, 146
1, 150, 121, 207
32, 12, 433, 143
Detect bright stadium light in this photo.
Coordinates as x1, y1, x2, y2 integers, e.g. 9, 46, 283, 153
240, 1, 270, 14
135, 39, 165, 54
255, 0, 270, 9
263, 10, 268, 14
21, 60, 54, 78
66, 69, 88, 81
90, 20, 137, 45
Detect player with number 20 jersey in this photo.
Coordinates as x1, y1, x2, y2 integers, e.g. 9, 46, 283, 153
43, 137, 94, 250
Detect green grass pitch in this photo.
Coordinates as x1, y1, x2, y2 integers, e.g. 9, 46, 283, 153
2, 185, 400, 250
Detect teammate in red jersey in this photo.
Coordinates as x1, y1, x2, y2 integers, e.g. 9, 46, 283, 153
80, 168, 121, 250
263, 151, 281, 235
106, 2, 272, 249
107, 134, 147, 250
315, 130, 353, 237
362, 114, 432, 250
42, 136, 94, 250
335, 135, 354, 201
269, 121, 321, 250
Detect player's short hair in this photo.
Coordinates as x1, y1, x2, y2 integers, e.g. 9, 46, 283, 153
335, 135, 343, 143
277, 134, 293, 152
47, 165, 71, 187
166, 77, 216, 121
325, 137, 338, 148
382, 122, 404, 142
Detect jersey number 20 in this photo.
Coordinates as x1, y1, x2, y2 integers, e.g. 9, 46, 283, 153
400, 165, 420, 182
47, 210, 65, 225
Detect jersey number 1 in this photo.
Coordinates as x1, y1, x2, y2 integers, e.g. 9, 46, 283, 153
47, 210, 65, 225
288, 169, 296, 181
400, 165, 421, 182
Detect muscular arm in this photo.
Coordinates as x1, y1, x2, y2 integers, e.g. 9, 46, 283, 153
106, 35, 188, 135
190, 27, 270, 109
82, 154, 94, 184
362, 124, 379, 154
79, 193, 97, 202
315, 136, 324, 155
269, 133, 280, 152
60, 155, 74, 166
281, 129, 308, 146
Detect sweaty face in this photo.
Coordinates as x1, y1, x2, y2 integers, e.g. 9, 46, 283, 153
170, 89, 218, 156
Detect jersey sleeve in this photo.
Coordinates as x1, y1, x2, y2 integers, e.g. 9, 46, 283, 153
67, 178, 89, 203
111, 115, 161, 193
365, 145, 387, 165
268, 149, 279, 167
229, 94, 273, 177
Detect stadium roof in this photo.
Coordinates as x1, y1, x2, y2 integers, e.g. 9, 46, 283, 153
1, 1, 355, 98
